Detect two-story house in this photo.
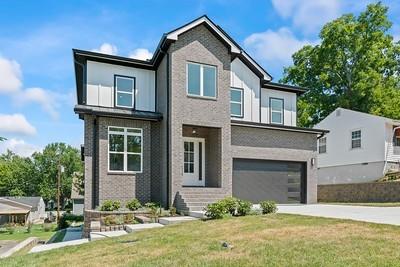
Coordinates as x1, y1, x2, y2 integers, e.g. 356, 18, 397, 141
73, 16, 327, 218
316, 108, 400, 184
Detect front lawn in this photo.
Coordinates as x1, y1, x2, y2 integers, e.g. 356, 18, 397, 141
2, 214, 400, 266
0, 224, 57, 242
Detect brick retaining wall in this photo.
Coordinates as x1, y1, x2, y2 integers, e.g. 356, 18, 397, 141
318, 181, 400, 203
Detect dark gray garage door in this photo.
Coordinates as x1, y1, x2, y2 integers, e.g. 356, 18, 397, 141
233, 159, 306, 204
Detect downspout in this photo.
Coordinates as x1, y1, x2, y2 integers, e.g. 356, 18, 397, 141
383, 126, 400, 176
92, 116, 97, 209
74, 59, 86, 104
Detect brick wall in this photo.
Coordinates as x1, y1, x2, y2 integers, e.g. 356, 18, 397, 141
318, 182, 400, 202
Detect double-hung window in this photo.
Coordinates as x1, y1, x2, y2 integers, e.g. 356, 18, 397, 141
270, 98, 284, 124
230, 88, 243, 117
115, 76, 135, 108
319, 137, 327, 154
187, 62, 216, 98
351, 130, 361, 149
108, 127, 142, 172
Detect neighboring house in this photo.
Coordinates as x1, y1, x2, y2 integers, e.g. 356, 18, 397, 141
0, 197, 46, 224
73, 15, 327, 217
315, 108, 400, 184
71, 177, 84, 215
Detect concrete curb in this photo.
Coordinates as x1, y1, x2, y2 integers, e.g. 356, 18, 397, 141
0, 237, 39, 258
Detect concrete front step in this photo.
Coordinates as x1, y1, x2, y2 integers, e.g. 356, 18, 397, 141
180, 198, 224, 202
158, 216, 198, 225
185, 201, 217, 207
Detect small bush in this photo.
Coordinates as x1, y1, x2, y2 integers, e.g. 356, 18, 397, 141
169, 206, 177, 216
260, 200, 277, 214
145, 202, 161, 222
236, 199, 252, 216
124, 214, 135, 224
126, 198, 141, 211
100, 200, 121, 211
6, 224, 15, 234
26, 222, 32, 233
220, 197, 238, 215
103, 215, 115, 226
115, 215, 124, 225
204, 202, 226, 219
43, 223, 53, 232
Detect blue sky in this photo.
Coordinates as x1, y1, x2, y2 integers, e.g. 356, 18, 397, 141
0, 0, 399, 156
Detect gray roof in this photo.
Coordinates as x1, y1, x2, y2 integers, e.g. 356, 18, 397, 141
0, 202, 30, 215
2, 197, 42, 211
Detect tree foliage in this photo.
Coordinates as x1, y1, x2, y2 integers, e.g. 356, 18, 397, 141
282, 2, 400, 127
0, 143, 83, 206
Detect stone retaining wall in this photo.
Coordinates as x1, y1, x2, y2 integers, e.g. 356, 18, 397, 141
318, 181, 400, 203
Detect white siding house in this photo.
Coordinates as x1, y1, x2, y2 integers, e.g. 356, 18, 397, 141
315, 108, 400, 184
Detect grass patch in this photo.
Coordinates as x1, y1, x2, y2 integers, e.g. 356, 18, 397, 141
0, 224, 57, 242
321, 202, 400, 207
2, 214, 400, 266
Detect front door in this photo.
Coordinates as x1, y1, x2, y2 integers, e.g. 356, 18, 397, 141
183, 137, 205, 186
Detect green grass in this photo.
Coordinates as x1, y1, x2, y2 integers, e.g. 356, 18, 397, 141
0, 224, 57, 242
2, 214, 400, 266
321, 202, 400, 207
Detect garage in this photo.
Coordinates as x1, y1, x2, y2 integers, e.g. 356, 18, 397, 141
233, 159, 306, 204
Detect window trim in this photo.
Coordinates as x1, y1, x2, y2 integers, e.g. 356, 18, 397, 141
269, 97, 284, 125
108, 126, 143, 173
114, 75, 136, 109
318, 137, 327, 154
230, 87, 244, 118
186, 62, 217, 99
350, 129, 362, 150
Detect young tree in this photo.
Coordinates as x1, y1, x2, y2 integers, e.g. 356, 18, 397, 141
282, 2, 400, 127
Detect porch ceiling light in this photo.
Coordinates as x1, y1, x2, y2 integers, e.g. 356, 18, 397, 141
192, 128, 197, 134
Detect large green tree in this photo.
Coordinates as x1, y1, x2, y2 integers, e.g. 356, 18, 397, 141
32, 143, 83, 206
282, 2, 400, 127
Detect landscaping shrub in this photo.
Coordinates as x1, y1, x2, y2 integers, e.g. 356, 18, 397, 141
26, 222, 32, 233
43, 223, 53, 232
220, 197, 238, 215
145, 202, 161, 222
169, 206, 177, 216
126, 198, 141, 211
124, 214, 135, 224
103, 215, 116, 226
236, 199, 252, 216
204, 202, 226, 219
100, 200, 121, 211
6, 224, 15, 234
260, 200, 277, 214
115, 215, 124, 225
57, 213, 84, 229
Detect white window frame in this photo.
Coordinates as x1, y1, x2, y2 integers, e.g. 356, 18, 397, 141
108, 126, 143, 173
186, 62, 217, 99
318, 137, 327, 154
270, 97, 284, 125
351, 129, 362, 150
115, 75, 135, 108
230, 88, 243, 117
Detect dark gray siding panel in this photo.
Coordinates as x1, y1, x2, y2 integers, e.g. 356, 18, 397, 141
233, 159, 306, 204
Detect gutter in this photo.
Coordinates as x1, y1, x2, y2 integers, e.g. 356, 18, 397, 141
231, 120, 329, 135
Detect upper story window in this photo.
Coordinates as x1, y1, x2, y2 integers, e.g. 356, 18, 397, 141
187, 62, 216, 98
351, 130, 361, 149
115, 75, 135, 108
319, 137, 327, 154
230, 88, 243, 117
108, 127, 142, 173
270, 98, 284, 124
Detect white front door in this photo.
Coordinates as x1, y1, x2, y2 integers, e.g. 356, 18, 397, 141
183, 137, 205, 186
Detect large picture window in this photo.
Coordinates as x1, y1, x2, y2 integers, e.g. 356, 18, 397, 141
115, 76, 135, 108
230, 88, 243, 117
187, 62, 216, 98
108, 127, 142, 172
270, 98, 284, 124
351, 130, 361, 149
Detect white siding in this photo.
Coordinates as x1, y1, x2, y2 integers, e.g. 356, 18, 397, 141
230, 58, 260, 122
260, 89, 297, 126
86, 61, 155, 112
316, 108, 387, 168
385, 123, 400, 162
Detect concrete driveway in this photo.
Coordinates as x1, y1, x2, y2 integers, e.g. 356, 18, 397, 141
277, 204, 400, 226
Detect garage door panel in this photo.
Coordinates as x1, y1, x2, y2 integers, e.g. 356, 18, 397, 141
233, 159, 305, 204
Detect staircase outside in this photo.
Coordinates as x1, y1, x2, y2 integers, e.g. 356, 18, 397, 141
175, 187, 229, 214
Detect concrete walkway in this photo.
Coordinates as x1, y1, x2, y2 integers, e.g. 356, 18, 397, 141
30, 238, 89, 253
277, 204, 400, 226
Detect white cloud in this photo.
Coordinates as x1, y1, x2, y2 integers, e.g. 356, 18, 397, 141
92, 43, 118, 55
244, 27, 316, 67
128, 48, 153, 61
0, 56, 22, 93
0, 138, 41, 157
271, 0, 341, 34
0, 113, 36, 136
16, 87, 60, 119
